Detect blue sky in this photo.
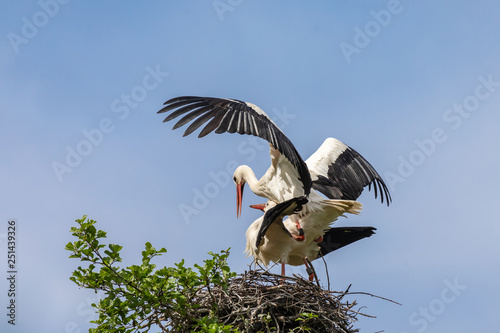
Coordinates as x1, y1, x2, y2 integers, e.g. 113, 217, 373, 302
1, 1, 500, 332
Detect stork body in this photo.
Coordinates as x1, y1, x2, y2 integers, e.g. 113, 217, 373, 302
159, 96, 390, 271
234, 136, 389, 248
244, 198, 362, 266
245, 199, 373, 279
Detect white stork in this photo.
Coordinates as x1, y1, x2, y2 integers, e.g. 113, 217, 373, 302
158, 96, 313, 213
245, 200, 375, 280
158, 97, 391, 228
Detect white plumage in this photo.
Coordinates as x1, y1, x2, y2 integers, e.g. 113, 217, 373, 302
159, 96, 390, 278
244, 199, 361, 275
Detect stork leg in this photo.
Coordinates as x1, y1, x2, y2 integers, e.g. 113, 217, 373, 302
314, 235, 323, 243
292, 219, 305, 241
303, 257, 319, 284
303, 258, 314, 281
278, 262, 287, 284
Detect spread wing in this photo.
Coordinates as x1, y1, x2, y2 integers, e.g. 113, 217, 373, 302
306, 138, 391, 205
158, 96, 311, 195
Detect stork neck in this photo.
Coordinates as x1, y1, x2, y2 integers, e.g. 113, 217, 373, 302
242, 167, 259, 191
235, 165, 272, 200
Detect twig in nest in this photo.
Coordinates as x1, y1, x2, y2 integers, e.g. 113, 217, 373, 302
345, 291, 402, 306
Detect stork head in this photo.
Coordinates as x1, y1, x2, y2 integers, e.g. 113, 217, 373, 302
249, 201, 277, 212
233, 166, 249, 218
249, 203, 266, 212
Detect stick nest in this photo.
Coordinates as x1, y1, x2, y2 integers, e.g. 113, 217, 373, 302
188, 270, 366, 332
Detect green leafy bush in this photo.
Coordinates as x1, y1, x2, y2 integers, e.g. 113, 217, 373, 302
67, 216, 365, 332
66, 216, 237, 332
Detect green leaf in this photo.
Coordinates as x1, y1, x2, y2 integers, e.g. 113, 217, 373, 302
67, 216, 242, 332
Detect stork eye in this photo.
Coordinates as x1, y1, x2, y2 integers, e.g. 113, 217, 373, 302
233, 176, 236, 182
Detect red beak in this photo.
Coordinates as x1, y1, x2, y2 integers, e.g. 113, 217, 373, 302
236, 183, 244, 218
249, 203, 266, 212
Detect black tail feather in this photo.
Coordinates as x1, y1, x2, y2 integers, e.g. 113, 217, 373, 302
317, 226, 376, 258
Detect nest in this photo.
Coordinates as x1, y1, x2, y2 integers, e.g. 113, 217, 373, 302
189, 270, 368, 332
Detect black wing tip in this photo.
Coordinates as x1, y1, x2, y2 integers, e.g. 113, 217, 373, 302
381, 181, 392, 206
157, 106, 170, 114
164, 95, 203, 103
197, 131, 211, 138
157, 96, 206, 114
369, 178, 392, 206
